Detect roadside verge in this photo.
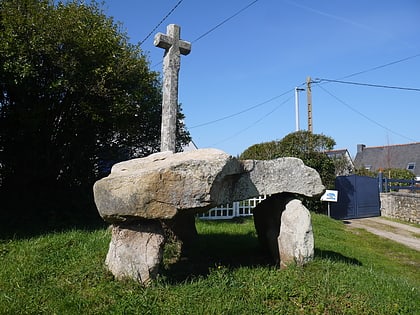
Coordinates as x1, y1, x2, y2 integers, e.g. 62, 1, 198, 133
344, 217, 420, 251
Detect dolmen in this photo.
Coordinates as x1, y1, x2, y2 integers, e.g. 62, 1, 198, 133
93, 148, 324, 284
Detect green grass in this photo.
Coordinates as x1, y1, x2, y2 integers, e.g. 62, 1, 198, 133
0, 214, 419, 314
382, 216, 420, 230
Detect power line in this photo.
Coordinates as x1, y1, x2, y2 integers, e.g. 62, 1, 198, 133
315, 78, 420, 92
212, 95, 294, 146
192, 0, 260, 43
189, 88, 295, 129
151, 0, 259, 69
316, 84, 417, 143
140, 0, 184, 45
306, 53, 420, 88
338, 53, 420, 80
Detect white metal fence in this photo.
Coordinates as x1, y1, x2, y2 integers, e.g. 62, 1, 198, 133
198, 195, 267, 220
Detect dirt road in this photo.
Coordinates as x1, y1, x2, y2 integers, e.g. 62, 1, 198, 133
344, 217, 420, 251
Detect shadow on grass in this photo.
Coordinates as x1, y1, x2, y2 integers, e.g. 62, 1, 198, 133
160, 232, 275, 283
161, 232, 364, 284
315, 248, 362, 266
0, 209, 107, 240
0, 186, 108, 240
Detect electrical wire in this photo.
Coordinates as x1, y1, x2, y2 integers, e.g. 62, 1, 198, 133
151, 0, 260, 69
139, 0, 184, 45
193, 53, 420, 137
192, 0, 260, 43
147, 3, 419, 143
315, 78, 420, 92
316, 84, 417, 143
306, 53, 420, 88
338, 53, 420, 80
212, 94, 295, 145
189, 88, 295, 129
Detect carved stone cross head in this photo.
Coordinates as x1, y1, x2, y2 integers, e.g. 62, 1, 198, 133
154, 24, 191, 57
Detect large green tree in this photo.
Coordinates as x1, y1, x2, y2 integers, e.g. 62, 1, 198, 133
240, 131, 336, 213
240, 131, 336, 189
0, 0, 190, 225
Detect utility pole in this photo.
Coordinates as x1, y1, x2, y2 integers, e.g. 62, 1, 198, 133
294, 87, 304, 132
306, 76, 313, 133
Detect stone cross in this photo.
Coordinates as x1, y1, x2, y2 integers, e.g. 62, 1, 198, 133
154, 24, 191, 152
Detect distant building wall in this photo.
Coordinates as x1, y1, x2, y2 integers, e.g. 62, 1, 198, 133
380, 192, 420, 224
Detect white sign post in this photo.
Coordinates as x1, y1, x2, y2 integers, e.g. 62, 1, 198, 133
320, 190, 339, 217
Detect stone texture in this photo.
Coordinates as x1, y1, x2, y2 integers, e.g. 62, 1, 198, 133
154, 24, 191, 152
94, 149, 243, 222
278, 199, 314, 269
105, 221, 165, 285
93, 149, 324, 223
380, 192, 420, 224
94, 148, 324, 284
238, 158, 324, 199
253, 193, 295, 262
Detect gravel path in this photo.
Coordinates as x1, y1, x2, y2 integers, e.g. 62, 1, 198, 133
344, 217, 420, 251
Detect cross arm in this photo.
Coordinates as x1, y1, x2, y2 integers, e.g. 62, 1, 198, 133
153, 31, 191, 56
179, 41, 191, 56
154, 33, 172, 50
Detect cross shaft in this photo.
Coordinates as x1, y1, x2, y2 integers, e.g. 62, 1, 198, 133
154, 24, 191, 152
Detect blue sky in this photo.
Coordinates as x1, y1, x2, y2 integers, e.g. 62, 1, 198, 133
103, 0, 420, 158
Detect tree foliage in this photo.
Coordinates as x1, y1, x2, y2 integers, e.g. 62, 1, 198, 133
0, 0, 190, 225
240, 131, 337, 213
381, 168, 415, 180
353, 168, 377, 178
355, 167, 415, 181
330, 155, 353, 176
275, 131, 336, 157
240, 131, 336, 189
238, 140, 279, 160
240, 131, 335, 158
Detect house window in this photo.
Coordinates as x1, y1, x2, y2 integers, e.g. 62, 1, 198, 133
407, 162, 416, 171
365, 165, 372, 171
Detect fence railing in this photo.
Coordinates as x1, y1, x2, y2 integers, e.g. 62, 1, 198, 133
378, 172, 420, 193
197, 195, 267, 220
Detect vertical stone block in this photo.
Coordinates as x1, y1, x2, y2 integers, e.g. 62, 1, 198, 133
278, 199, 314, 269
105, 221, 165, 285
